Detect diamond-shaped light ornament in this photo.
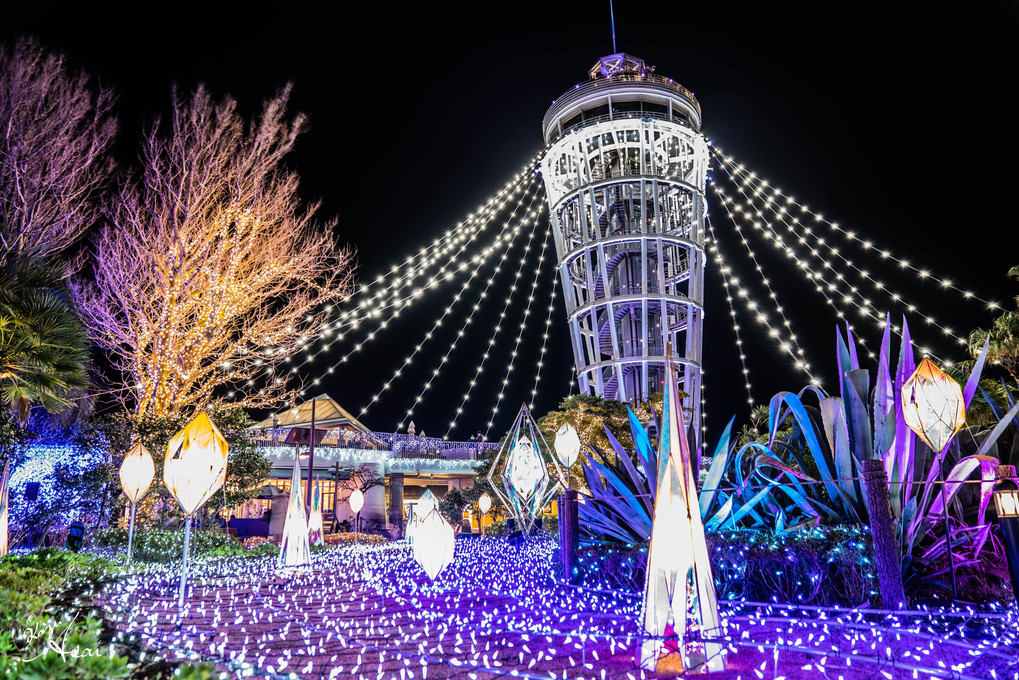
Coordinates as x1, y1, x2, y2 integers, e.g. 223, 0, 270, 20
902, 357, 966, 453
164, 412, 228, 517
412, 506, 455, 579
406, 488, 439, 543
487, 404, 566, 536
120, 442, 155, 504
164, 411, 228, 609
120, 442, 155, 560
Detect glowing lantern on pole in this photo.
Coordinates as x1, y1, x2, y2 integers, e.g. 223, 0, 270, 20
412, 506, 455, 579
119, 442, 155, 560
164, 412, 229, 610
901, 356, 966, 600
902, 357, 966, 453
478, 491, 492, 536
554, 422, 581, 488
349, 488, 364, 543
0, 460, 9, 558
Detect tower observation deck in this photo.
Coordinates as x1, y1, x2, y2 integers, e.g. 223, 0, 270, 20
540, 54, 708, 444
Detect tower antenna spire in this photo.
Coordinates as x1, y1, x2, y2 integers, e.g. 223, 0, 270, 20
609, 0, 617, 53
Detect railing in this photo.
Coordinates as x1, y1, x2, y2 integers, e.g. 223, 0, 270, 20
253, 428, 498, 460
548, 110, 697, 144
544, 73, 702, 141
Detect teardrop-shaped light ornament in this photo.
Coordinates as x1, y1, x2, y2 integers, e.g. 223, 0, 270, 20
554, 422, 581, 468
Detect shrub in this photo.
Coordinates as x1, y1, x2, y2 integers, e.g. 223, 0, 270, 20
324, 532, 389, 548
92, 527, 242, 562
573, 526, 879, 608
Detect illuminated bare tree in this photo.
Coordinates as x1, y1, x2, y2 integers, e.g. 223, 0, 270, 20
0, 38, 116, 265
76, 86, 354, 416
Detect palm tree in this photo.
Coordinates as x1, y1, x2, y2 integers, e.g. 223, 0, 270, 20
967, 265, 1019, 385
0, 256, 88, 423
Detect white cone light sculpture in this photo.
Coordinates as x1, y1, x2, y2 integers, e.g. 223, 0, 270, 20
412, 506, 455, 580
164, 412, 229, 610
119, 442, 155, 560
0, 460, 10, 558
487, 404, 566, 536
308, 481, 324, 546
639, 344, 724, 672
349, 488, 364, 544
279, 455, 312, 570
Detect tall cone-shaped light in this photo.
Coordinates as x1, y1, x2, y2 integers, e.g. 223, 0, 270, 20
279, 454, 312, 570
119, 442, 155, 560
638, 343, 724, 672
164, 412, 229, 610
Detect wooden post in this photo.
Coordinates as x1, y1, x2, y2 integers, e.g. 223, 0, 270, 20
559, 488, 579, 584
860, 459, 906, 608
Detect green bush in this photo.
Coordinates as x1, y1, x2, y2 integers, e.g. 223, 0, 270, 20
92, 527, 243, 562
0, 549, 130, 678
573, 526, 879, 608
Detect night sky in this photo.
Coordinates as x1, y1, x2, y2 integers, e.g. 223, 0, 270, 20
5, 2, 1017, 442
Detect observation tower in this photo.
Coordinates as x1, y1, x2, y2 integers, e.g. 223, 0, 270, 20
540, 54, 708, 445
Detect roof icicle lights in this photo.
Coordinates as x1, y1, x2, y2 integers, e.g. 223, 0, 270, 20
487, 403, 566, 537
638, 343, 725, 673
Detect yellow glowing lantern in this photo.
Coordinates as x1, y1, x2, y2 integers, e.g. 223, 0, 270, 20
901, 357, 966, 600
119, 442, 155, 560
901, 357, 966, 453
164, 411, 229, 517
120, 442, 155, 503
164, 411, 229, 610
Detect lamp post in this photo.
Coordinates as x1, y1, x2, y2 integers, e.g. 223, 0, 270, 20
478, 491, 492, 537
119, 442, 155, 560
164, 412, 229, 610
349, 488, 364, 545
994, 465, 1019, 601
901, 357, 966, 600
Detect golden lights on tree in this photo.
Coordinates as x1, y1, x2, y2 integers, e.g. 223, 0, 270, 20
75, 86, 353, 416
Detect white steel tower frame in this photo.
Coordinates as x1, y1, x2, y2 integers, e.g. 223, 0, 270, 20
541, 54, 708, 446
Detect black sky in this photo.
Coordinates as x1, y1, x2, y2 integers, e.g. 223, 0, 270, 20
5, 2, 1017, 442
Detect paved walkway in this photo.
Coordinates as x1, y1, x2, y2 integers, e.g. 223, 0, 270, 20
105, 539, 1019, 679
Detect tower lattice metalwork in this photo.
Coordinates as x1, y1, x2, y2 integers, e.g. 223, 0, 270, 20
540, 54, 708, 447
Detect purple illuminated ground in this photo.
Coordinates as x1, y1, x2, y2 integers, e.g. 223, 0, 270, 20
104, 539, 1019, 679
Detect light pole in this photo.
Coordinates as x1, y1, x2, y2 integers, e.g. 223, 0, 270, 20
349, 488, 364, 545
994, 465, 1019, 601
902, 357, 967, 601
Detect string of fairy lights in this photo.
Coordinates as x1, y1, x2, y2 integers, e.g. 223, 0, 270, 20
392, 182, 546, 434
704, 216, 756, 408
251, 130, 1003, 440
707, 170, 820, 387
708, 182, 878, 362
710, 145, 996, 363
483, 209, 553, 440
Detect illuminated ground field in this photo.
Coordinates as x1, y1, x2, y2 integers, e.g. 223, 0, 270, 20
105, 539, 1019, 679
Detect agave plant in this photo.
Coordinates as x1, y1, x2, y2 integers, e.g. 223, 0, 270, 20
579, 313, 1019, 592
578, 408, 736, 544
